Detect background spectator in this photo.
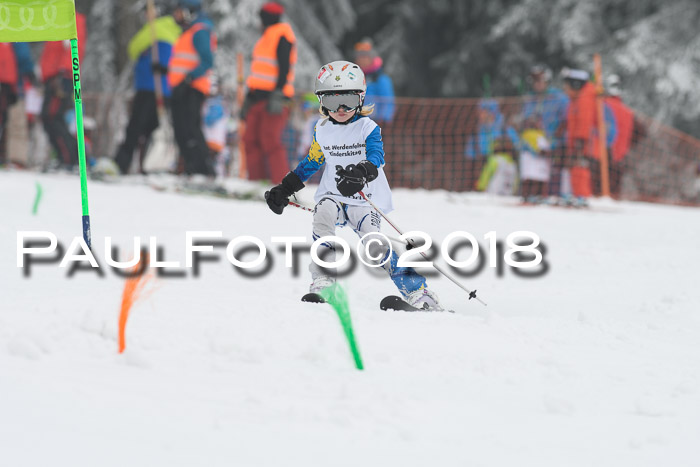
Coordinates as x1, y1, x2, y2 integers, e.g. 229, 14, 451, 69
5, 43, 36, 168
561, 68, 617, 205
0, 43, 33, 165
242, 1, 296, 184
114, 7, 181, 174
519, 120, 552, 203
39, 12, 87, 170
603, 74, 635, 198
168, 0, 217, 176
465, 99, 519, 160
476, 149, 519, 196
521, 64, 569, 197
354, 38, 395, 124
202, 78, 230, 178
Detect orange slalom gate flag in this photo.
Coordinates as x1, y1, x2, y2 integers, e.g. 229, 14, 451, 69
118, 255, 152, 354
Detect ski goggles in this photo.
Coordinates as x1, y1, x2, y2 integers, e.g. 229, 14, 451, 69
319, 93, 362, 112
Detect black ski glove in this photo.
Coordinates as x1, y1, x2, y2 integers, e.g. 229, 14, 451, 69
335, 160, 379, 197
151, 62, 168, 76
240, 95, 252, 121
265, 172, 305, 215
267, 89, 286, 115
172, 75, 192, 99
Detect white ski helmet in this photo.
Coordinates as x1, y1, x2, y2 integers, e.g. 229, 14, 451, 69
314, 61, 366, 113
315, 60, 366, 94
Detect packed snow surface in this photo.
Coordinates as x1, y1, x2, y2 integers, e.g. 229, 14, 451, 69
1, 171, 699, 466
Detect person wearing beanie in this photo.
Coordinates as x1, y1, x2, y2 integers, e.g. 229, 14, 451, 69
167, 0, 218, 176
241, 1, 297, 184
353, 39, 395, 124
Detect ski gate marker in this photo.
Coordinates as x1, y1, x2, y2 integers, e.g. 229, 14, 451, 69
0, 0, 92, 248
320, 284, 364, 370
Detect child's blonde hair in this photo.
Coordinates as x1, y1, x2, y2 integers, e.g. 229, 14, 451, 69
319, 103, 375, 118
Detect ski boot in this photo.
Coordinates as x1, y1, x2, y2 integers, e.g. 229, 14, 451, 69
405, 288, 441, 311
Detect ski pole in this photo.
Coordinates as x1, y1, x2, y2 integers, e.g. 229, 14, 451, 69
358, 191, 486, 306
288, 199, 314, 213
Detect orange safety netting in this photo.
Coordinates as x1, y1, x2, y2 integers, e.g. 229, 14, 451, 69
63, 92, 700, 207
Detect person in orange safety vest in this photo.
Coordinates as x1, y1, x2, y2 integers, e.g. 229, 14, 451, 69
167, 0, 217, 176
241, 1, 297, 184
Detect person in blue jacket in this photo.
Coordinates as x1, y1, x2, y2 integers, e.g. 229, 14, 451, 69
353, 39, 395, 124
114, 5, 181, 174
520, 64, 569, 197
464, 98, 519, 160
12, 43, 36, 91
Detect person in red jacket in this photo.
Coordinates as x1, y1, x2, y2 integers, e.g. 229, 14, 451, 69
0, 42, 37, 167
604, 74, 635, 198
0, 43, 19, 165
561, 68, 617, 205
39, 11, 87, 170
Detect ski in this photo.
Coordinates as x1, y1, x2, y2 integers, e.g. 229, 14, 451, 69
380, 295, 454, 313
380, 295, 422, 311
301, 292, 326, 304
148, 179, 265, 201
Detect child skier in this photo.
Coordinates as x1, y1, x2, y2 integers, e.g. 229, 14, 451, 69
264, 60, 441, 310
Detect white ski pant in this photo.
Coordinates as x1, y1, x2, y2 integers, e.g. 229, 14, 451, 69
310, 197, 385, 280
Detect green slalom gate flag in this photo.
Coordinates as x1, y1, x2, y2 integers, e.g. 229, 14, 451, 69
0, 0, 91, 247
320, 284, 364, 370
0, 0, 77, 42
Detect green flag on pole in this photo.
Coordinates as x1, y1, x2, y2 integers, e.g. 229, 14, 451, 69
0, 0, 91, 248
0, 0, 77, 42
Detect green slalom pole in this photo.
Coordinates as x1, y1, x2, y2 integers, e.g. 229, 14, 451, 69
70, 38, 92, 249
320, 284, 364, 370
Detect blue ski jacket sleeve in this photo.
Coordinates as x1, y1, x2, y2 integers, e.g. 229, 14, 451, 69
188, 16, 214, 80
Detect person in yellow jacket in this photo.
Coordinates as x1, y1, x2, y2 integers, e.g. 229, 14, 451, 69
241, 1, 297, 184
114, 9, 181, 174
167, 0, 217, 176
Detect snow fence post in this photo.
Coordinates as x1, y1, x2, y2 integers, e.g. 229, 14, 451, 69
320, 284, 364, 370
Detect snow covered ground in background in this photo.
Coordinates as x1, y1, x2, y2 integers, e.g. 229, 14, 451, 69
1, 170, 699, 467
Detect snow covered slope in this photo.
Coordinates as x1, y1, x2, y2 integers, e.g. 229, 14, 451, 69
1, 170, 699, 466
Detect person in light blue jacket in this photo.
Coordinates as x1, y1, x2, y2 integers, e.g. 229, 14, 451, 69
464, 98, 519, 160
354, 39, 395, 124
